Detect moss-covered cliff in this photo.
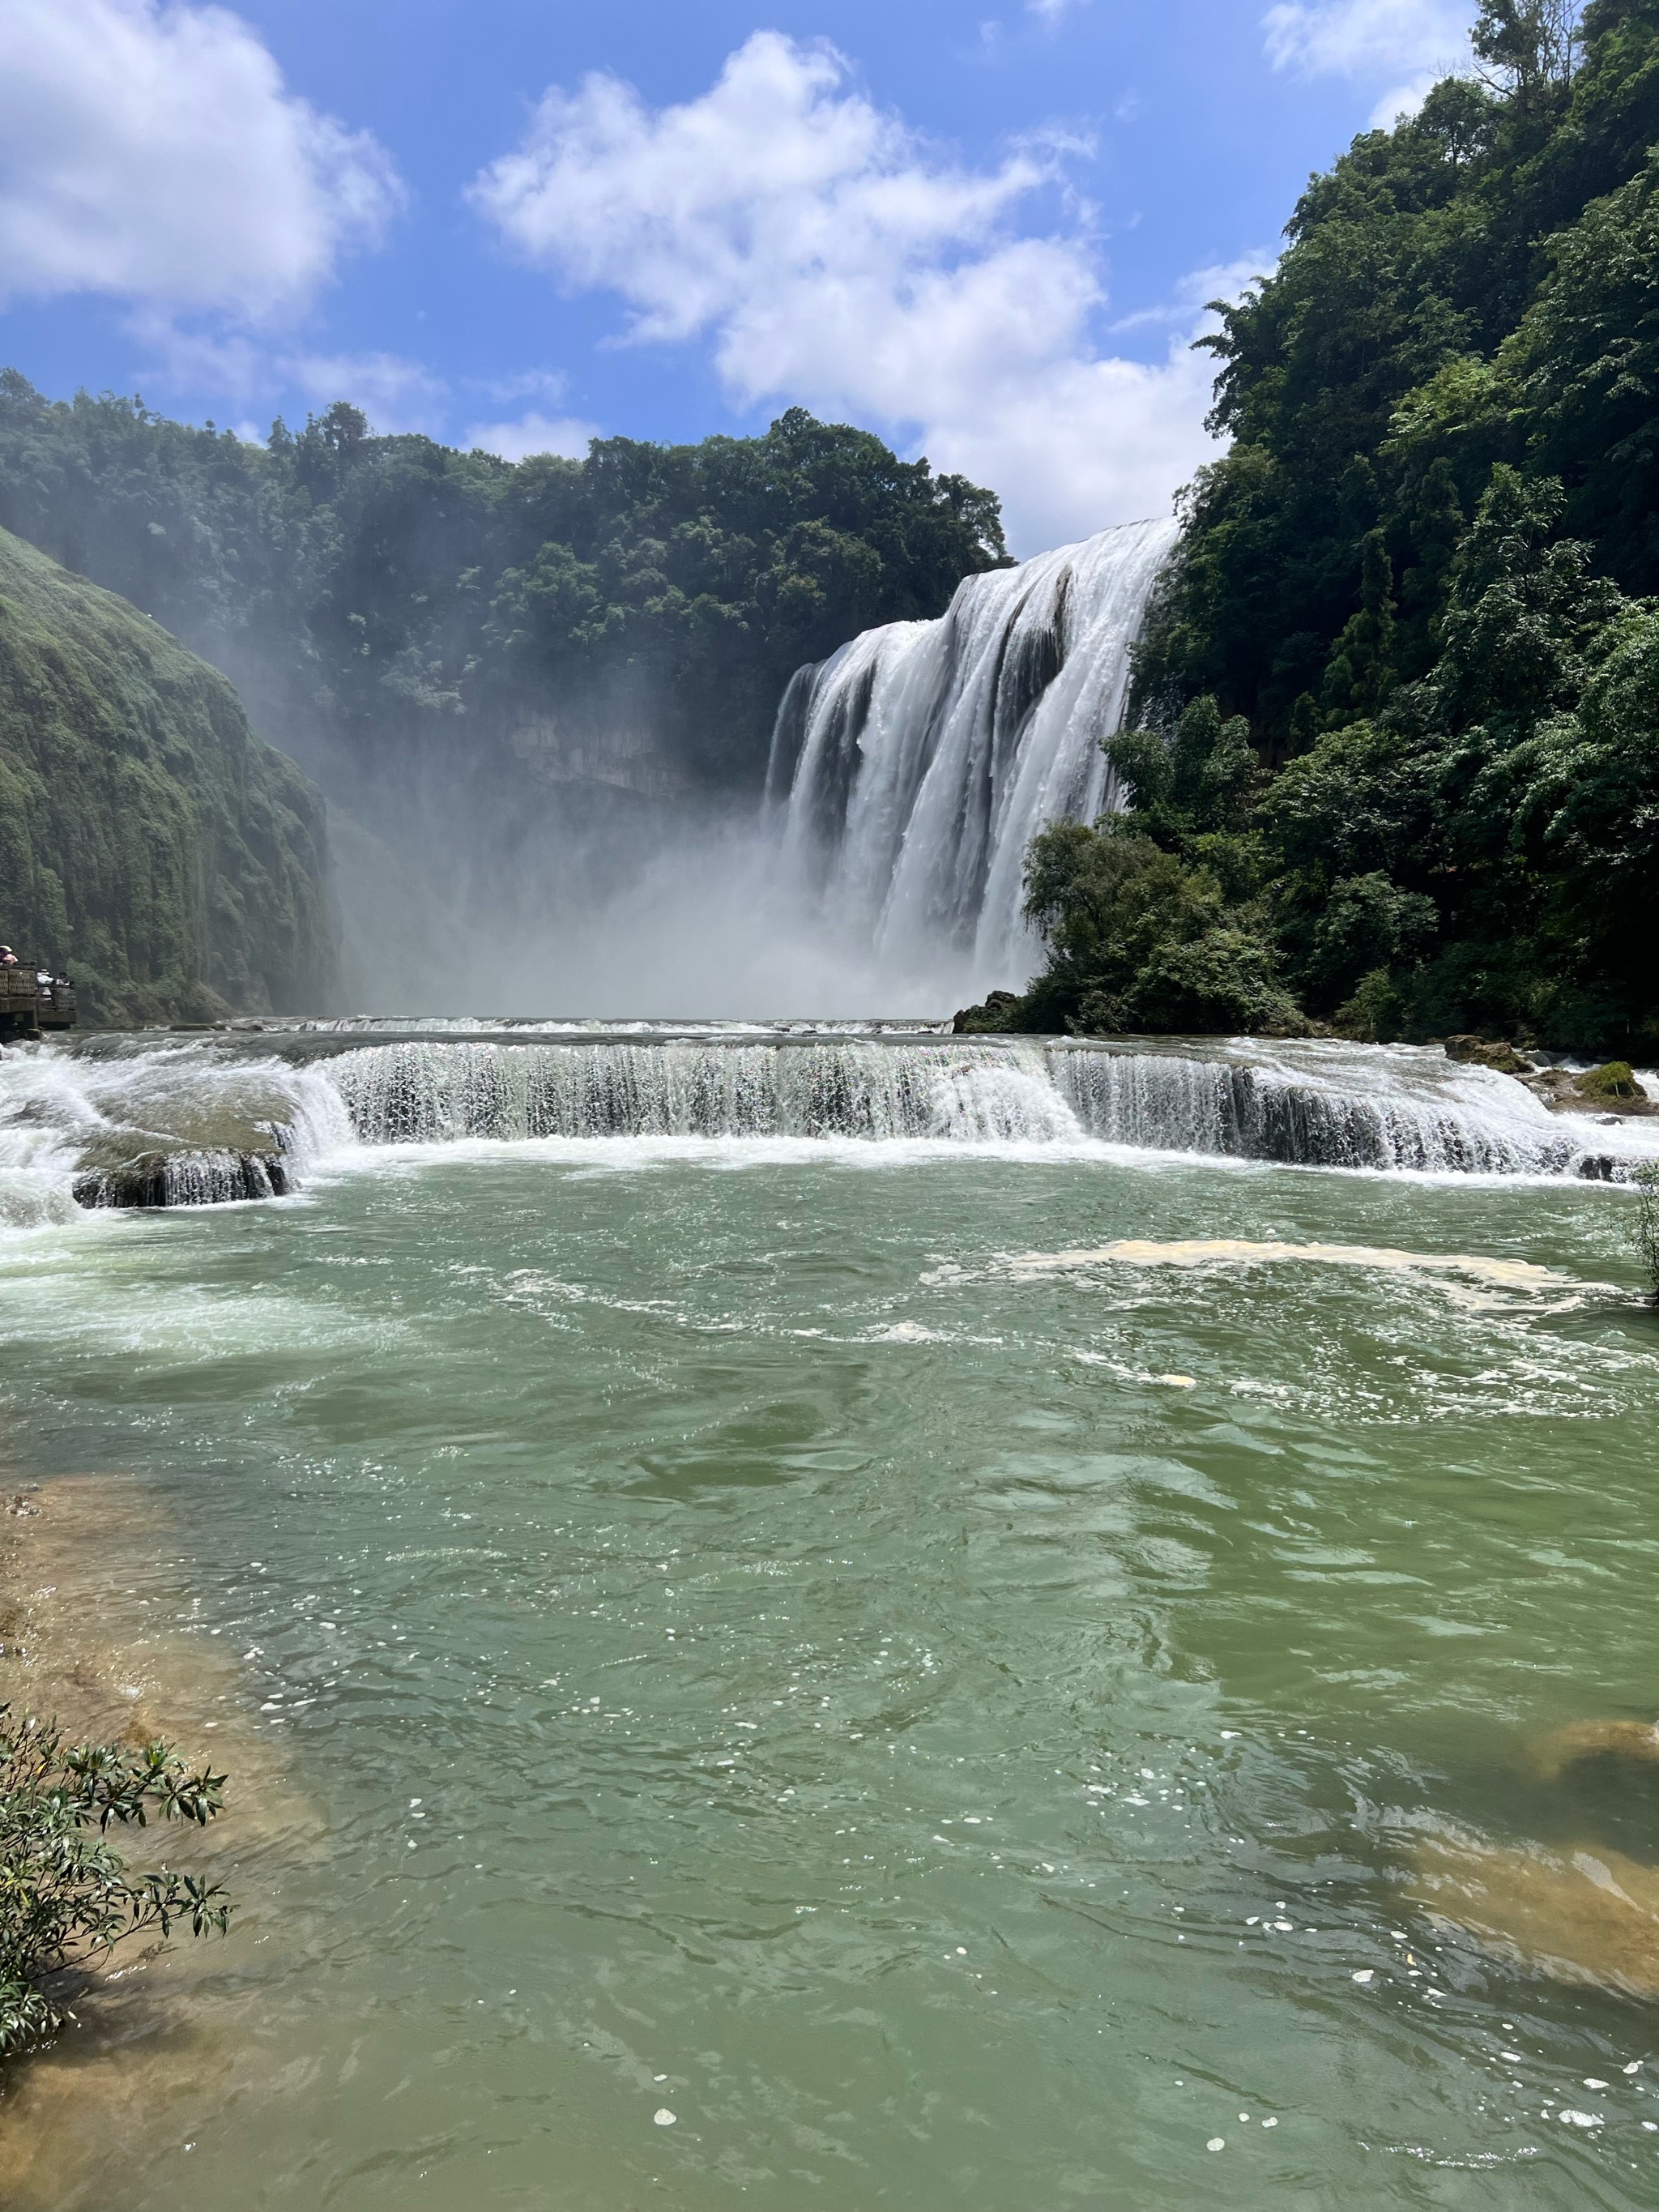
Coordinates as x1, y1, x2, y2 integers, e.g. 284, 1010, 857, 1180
0, 526, 335, 1023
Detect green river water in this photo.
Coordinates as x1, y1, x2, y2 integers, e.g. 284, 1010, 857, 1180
3, 1122, 1659, 2209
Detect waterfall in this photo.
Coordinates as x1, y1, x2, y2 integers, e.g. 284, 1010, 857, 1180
0, 1040, 351, 1222
4, 1033, 1654, 1215
327, 1039, 1078, 1146
1048, 1050, 1579, 1176
767, 517, 1179, 993
322, 1036, 1646, 1180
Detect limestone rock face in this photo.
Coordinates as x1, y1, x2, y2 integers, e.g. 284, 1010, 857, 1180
0, 525, 335, 1024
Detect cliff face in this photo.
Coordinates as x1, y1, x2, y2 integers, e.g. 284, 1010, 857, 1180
0, 527, 335, 1023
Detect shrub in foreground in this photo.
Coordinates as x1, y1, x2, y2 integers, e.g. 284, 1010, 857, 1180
0, 1704, 230, 2057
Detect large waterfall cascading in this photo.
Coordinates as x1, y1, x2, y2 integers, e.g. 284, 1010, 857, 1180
767, 517, 1179, 990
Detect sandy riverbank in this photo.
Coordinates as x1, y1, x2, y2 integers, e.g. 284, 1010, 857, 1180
0, 1471, 318, 2208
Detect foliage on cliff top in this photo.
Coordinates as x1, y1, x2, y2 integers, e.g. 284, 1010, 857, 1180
0, 524, 335, 1023
0, 1703, 229, 2060
1102, 0, 1659, 1054
0, 392, 1007, 793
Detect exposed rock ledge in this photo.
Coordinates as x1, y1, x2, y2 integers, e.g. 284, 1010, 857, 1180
73, 1150, 291, 1209
1441, 1036, 1658, 1117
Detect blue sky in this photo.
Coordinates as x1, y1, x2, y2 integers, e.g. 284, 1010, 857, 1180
2, 0, 1480, 550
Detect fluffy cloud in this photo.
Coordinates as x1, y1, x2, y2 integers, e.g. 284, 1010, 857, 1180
288, 352, 448, 433
130, 322, 446, 431
464, 411, 600, 463
1263, 0, 1473, 122
470, 32, 1230, 552
0, 0, 400, 318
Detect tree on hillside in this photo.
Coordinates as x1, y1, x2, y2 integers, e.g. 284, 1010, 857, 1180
0, 381, 1006, 793
986, 0, 1659, 1050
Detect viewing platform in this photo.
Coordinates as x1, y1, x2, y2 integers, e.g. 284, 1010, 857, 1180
0, 963, 76, 1040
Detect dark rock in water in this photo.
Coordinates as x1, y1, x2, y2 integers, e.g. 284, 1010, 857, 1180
74, 1151, 290, 1209
953, 990, 1022, 1035
1442, 1034, 1535, 1074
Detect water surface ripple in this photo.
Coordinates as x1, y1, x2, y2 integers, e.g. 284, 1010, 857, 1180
2, 1134, 1658, 2209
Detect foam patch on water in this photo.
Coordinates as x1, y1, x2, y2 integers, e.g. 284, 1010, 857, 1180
311, 1130, 1151, 1181
982, 1239, 1599, 1302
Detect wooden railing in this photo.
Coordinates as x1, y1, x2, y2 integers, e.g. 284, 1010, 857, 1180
0, 964, 76, 1031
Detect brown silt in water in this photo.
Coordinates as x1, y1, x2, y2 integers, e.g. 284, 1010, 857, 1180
1413, 1718, 1659, 1996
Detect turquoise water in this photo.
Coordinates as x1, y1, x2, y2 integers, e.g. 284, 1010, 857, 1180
4, 1125, 1659, 2208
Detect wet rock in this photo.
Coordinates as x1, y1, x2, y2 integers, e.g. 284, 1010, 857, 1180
1525, 1061, 1658, 1118
73, 1150, 290, 1209
1441, 1034, 1535, 1074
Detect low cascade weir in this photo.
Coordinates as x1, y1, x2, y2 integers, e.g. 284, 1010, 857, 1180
328, 1040, 1079, 1146
326, 1037, 1641, 1178
0, 1039, 352, 1224
768, 518, 1178, 991
2, 1032, 1654, 1215
1050, 1050, 1583, 1176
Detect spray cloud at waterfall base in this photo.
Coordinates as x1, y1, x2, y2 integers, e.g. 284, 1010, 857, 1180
334, 519, 1176, 1021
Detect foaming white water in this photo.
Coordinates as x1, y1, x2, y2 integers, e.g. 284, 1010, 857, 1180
770, 519, 1177, 997
231, 1016, 955, 1040
998, 1240, 1587, 1292
326, 1038, 1080, 1146
5, 1031, 1657, 1220
322, 1036, 1656, 1181
0, 1042, 352, 1227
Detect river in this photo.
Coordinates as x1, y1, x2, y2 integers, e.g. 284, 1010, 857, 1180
2, 1025, 1658, 2209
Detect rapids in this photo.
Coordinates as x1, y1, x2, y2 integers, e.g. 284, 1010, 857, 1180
2, 1029, 1656, 1223
2, 1074, 1659, 2211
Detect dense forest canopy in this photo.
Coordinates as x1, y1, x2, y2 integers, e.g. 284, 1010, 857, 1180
0, 386, 1006, 795
0, 524, 334, 1023
1002, 0, 1659, 1055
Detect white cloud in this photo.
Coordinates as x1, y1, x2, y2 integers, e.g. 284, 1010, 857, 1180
131, 321, 447, 431
1027, 0, 1092, 23
1111, 255, 1275, 333
464, 411, 599, 463
1263, 1, 1473, 121
0, 0, 400, 318
470, 32, 1226, 553
288, 352, 449, 433
467, 367, 571, 407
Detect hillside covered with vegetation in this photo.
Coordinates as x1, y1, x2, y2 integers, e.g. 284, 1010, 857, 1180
0, 392, 1006, 798
0, 526, 335, 1023
1004, 0, 1659, 1055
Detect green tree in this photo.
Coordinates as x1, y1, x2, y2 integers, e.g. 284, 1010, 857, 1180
1121, 0, 1659, 1053
0, 383, 1008, 795
1320, 531, 1399, 724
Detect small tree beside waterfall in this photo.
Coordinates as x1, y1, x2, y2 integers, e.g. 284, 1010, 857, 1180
962, 694, 1307, 1038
